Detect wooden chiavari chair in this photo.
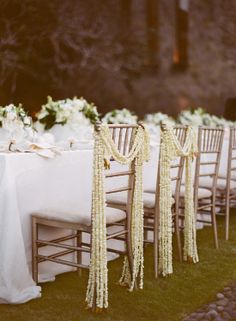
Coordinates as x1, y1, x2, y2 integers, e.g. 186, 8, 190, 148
145, 125, 188, 277
31, 123, 140, 294
107, 125, 188, 278
216, 127, 236, 240
196, 127, 225, 248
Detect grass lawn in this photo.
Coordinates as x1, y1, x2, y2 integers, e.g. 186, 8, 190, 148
1, 212, 236, 321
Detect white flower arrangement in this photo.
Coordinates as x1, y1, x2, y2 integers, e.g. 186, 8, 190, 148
36, 96, 99, 130
144, 112, 175, 126
0, 104, 60, 156
178, 107, 236, 127
0, 103, 32, 129
102, 108, 138, 124
177, 108, 205, 127
203, 114, 235, 127
0, 104, 32, 144
142, 112, 175, 144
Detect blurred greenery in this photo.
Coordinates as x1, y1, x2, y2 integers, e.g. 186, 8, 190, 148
1, 213, 236, 321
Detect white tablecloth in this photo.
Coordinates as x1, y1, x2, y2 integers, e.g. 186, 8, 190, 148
0, 150, 94, 304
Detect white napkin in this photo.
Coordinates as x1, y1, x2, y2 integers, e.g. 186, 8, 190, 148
56, 137, 94, 151
28, 144, 59, 159
27, 133, 60, 158
0, 132, 60, 159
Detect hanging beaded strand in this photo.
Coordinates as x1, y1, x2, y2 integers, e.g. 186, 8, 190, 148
159, 123, 198, 277
86, 124, 150, 309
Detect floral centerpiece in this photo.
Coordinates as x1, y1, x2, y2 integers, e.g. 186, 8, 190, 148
0, 104, 32, 144
36, 96, 99, 130
143, 112, 175, 143
102, 108, 138, 124
177, 107, 236, 127
0, 103, 31, 128
177, 108, 206, 127
144, 112, 175, 126
0, 103, 61, 155
203, 114, 235, 127
35, 96, 99, 144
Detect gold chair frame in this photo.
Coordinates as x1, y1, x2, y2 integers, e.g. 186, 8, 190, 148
31, 123, 140, 300
217, 127, 236, 240
144, 124, 188, 278
196, 126, 224, 249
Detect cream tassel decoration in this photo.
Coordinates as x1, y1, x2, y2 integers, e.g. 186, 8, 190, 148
86, 124, 150, 309
159, 123, 198, 277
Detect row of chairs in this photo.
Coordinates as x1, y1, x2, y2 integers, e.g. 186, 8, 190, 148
107, 125, 236, 275
31, 123, 236, 307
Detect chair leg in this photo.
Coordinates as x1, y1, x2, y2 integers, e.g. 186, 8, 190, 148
92, 284, 97, 312
126, 235, 135, 287
211, 202, 219, 249
144, 217, 148, 244
126, 214, 137, 289
154, 212, 159, 279
175, 213, 182, 262
32, 217, 38, 283
77, 231, 82, 276
225, 193, 230, 241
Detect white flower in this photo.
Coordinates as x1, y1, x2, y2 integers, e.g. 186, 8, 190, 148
72, 99, 85, 110
36, 109, 48, 120
5, 105, 17, 121
70, 112, 90, 126
24, 116, 32, 126
7, 112, 17, 121
56, 108, 71, 123
144, 112, 175, 126
102, 108, 137, 124
5, 104, 15, 113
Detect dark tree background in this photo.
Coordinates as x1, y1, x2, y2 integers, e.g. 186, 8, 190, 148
0, 0, 236, 117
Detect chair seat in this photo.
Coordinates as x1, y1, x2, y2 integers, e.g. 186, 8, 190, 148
199, 177, 236, 191
180, 186, 212, 199
145, 186, 212, 199
32, 207, 126, 226
107, 191, 174, 209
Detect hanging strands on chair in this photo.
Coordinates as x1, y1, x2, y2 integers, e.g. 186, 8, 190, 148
86, 123, 150, 310
159, 123, 198, 277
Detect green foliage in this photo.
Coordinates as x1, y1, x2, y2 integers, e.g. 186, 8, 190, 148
82, 102, 100, 125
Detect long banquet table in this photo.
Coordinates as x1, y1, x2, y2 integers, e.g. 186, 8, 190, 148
0, 128, 229, 304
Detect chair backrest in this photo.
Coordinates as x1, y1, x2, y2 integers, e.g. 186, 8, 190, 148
195, 126, 224, 205
108, 124, 138, 156
226, 127, 236, 187
97, 123, 140, 220
153, 124, 189, 213
172, 125, 189, 198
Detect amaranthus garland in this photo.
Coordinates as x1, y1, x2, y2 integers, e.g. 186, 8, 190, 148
86, 124, 150, 309
159, 123, 199, 277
